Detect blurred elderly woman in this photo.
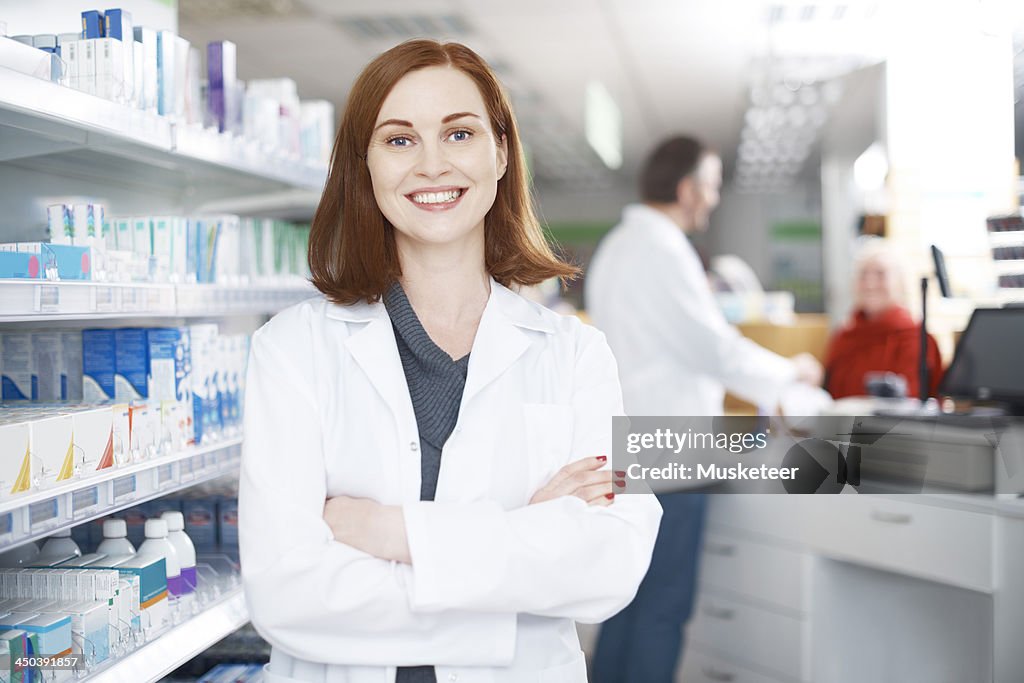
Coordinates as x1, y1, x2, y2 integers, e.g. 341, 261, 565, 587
824, 239, 943, 399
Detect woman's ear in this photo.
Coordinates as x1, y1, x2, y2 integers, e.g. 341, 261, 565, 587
497, 135, 509, 179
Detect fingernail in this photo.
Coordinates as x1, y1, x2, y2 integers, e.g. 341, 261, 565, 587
614, 470, 626, 477
597, 455, 607, 462
605, 493, 615, 500
614, 480, 626, 487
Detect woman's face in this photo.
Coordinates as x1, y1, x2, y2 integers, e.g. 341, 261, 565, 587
855, 255, 901, 316
367, 66, 508, 251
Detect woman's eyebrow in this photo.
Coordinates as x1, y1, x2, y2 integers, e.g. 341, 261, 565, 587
374, 118, 413, 131
442, 111, 482, 123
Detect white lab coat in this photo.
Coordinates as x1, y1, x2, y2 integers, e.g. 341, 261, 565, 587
585, 204, 797, 416
239, 279, 662, 683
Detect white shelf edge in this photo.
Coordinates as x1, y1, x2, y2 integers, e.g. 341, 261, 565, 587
0, 440, 242, 552
0, 66, 326, 193
0, 280, 315, 321
0, 436, 242, 516
82, 587, 249, 683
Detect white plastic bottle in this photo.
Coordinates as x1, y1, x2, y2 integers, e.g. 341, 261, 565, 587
97, 519, 136, 557
136, 518, 182, 600
38, 528, 82, 561
162, 511, 197, 604
0, 541, 40, 568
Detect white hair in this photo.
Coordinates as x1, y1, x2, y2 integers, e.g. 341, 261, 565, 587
852, 236, 907, 304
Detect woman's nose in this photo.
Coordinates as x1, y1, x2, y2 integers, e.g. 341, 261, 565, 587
415, 140, 452, 178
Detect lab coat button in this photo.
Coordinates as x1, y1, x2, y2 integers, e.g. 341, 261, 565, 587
410, 441, 418, 452
448, 675, 458, 682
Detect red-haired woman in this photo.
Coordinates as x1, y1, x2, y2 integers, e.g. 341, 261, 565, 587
239, 40, 661, 683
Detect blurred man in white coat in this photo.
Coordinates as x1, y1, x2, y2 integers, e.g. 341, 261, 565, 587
586, 135, 822, 681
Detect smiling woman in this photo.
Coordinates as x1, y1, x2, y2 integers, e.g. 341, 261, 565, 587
308, 40, 577, 305
239, 39, 662, 683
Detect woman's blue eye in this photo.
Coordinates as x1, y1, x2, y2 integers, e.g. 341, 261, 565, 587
386, 136, 412, 147
449, 129, 472, 142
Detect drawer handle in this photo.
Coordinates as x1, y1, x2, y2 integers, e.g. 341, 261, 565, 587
704, 542, 736, 556
703, 666, 736, 682
703, 605, 736, 620
870, 510, 913, 524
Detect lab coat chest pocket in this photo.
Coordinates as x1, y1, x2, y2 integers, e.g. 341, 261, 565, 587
522, 403, 575, 496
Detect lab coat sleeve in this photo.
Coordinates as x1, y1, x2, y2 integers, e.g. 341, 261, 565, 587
650, 247, 798, 408
240, 326, 516, 666
402, 325, 663, 622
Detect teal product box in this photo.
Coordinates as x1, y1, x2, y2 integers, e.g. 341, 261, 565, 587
47, 205, 73, 245
114, 218, 133, 252
82, 329, 116, 402
131, 217, 150, 257
41, 600, 108, 666
95, 556, 166, 634
189, 324, 220, 443
183, 498, 217, 553
1, 333, 34, 401
15, 243, 90, 281
56, 554, 108, 568
132, 26, 157, 112
0, 251, 41, 279
113, 328, 148, 401
218, 497, 238, 562
195, 218, 221, 283
81, 10, 105, 39
155, 30, 175, 117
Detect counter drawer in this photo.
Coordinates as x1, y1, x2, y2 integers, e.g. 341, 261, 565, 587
707, 495, 806, 544
688, 592, 803, 680
679, 647, 800, 683
803, 496, 993, 593
699, 532, 806, 613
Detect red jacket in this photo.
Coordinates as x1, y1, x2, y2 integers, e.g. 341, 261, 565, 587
825, 306, 943, 399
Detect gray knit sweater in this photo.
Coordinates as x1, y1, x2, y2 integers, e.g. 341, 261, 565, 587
384, 282, 470, 681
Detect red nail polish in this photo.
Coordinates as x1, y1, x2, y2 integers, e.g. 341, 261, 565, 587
597, 455, 607, 462
614, 470, 626, 477
614, 480, 626, 487
605, 493, 615, 500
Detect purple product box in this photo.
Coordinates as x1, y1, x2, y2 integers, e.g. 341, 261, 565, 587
206, 41, 236, 133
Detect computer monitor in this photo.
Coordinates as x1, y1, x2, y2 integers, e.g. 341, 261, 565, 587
939, 307, 1024, 413
931, 245, 952, 298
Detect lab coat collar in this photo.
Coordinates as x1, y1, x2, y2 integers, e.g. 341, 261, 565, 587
323, 277, 555, 334
623, 203, 686, 239
331, 277, 555, 423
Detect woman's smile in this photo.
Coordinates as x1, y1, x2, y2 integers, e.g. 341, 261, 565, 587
406, 186, 467, 211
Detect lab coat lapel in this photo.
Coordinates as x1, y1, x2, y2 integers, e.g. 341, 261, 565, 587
342, 313, 417, 430
461, 283, 534, 406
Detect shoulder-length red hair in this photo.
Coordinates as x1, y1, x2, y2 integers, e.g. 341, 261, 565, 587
308, 39, 578, 305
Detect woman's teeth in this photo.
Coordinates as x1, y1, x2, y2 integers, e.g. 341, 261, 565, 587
411, 189, 461, 204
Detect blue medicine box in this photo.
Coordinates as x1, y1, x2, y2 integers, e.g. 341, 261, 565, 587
81, 10, 105, 38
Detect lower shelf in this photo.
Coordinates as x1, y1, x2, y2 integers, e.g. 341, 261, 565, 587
83, 586, 250, 683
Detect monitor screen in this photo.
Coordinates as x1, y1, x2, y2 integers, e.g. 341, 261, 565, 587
940, 307, 1024, 405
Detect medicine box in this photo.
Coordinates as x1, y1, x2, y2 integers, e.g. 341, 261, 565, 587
28, 414, 75, 488
72, 407, 115, 478
0, 422, 32, 499
82, 329, 116, 402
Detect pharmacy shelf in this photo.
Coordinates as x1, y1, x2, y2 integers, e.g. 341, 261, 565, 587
0, 279, 315, 322
83, 586, 249, 683
0, 437, 242, 553
0, 66, 326, 197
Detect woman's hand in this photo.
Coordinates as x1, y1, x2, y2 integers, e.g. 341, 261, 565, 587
324, 496, 411, 564
529, 456, 619, 507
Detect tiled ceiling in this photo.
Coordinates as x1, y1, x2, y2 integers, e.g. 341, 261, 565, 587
177, 0, 888, 190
